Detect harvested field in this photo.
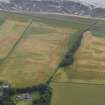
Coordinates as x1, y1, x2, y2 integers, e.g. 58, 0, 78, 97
55, 31, 105, 84
1, 11, 105, 105
0, 19, 29, 59
0, 20, 75, 87
1, 12, 105, 88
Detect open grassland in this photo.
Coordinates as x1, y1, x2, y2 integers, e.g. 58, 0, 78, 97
0, 16, 5, 25
16, 101, 30, 105
51, 82, 105, 105
0, 15, 75, 87
91, 20, 105, 37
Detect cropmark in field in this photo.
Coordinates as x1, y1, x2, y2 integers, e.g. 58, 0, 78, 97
0, 20, 75, 87
55, 31, 105, 84
0, 19, 30, 60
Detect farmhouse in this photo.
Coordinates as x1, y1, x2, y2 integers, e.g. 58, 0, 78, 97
16, 93, 32, 101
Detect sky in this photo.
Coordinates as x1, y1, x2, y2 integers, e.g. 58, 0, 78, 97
0, 0, 10, 3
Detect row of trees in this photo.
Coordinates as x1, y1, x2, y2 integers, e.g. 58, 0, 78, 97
0, 84, 52, 105
9, 84, 51, 95
60, 30, 84, 67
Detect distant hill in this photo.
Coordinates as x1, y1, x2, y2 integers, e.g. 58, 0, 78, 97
0, 0, 105, 18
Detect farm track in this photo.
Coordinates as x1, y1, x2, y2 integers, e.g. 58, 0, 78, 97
0, 20, 33, 64
52, 80, 105, 86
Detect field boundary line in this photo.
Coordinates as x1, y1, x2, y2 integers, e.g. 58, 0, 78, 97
0, 20, 33, 64
52, 80, 105, 86
46, 32, 70, 85
46, 21, 97, 85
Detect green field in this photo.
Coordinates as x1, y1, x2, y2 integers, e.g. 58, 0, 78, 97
16, 101, 30, 105
51, 82, 105, 105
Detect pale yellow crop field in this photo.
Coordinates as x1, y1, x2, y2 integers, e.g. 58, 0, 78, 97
0, 19, 29, 59
56, 31, 105, 84
74, 32, 105, 70
0, 21, 75, 87
68, 32, 105, 83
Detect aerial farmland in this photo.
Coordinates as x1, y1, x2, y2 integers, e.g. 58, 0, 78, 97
0, 11, 105, 105
0, 12, 75, 88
